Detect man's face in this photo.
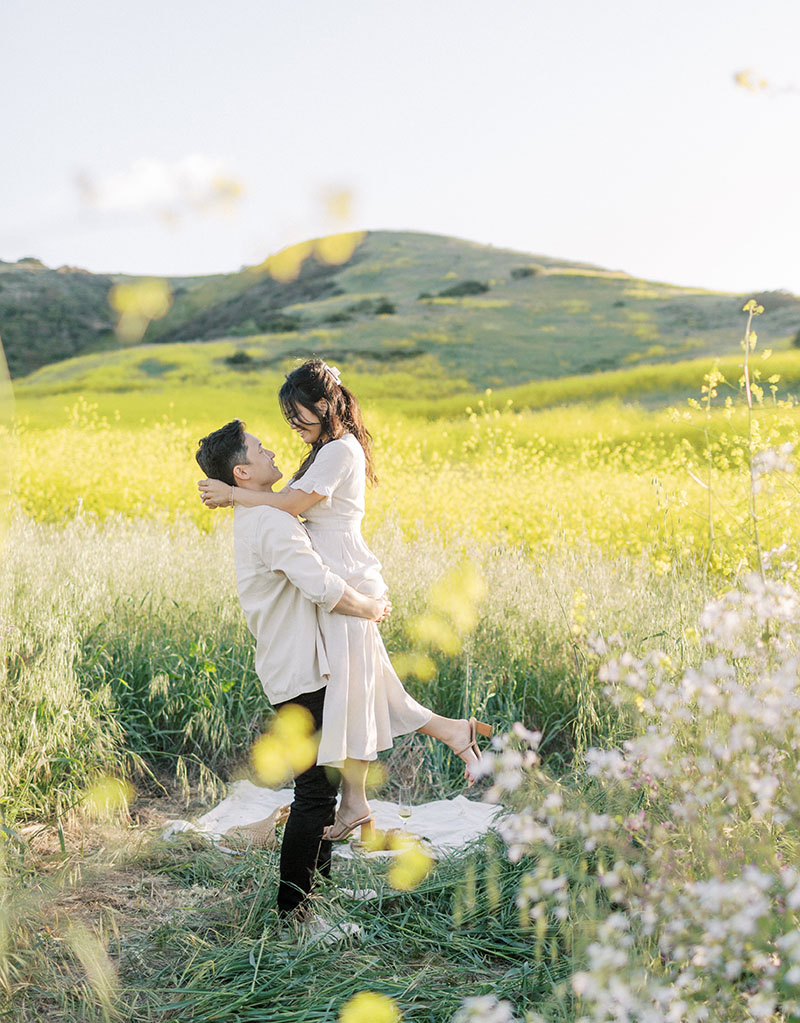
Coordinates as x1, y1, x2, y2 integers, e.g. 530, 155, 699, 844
237, 433, 282, 488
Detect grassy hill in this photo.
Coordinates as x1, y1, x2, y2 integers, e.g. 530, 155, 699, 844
5, 230, 800, 391
0, 259, 116, 376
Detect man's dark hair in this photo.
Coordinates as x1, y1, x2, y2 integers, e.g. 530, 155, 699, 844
196, 420, 248, 486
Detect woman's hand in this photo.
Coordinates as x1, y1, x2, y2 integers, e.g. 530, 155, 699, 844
198, 478, 234, 508
372, 596, 392, 623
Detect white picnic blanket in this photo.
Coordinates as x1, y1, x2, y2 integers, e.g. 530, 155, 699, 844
161, 779, 501, 856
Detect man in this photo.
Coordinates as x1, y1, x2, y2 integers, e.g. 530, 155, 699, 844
195, 420, 389, 920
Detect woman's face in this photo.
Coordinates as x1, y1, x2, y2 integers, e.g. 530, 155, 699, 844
288, 402, 323, 444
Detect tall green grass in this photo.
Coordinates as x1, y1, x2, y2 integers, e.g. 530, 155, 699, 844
0, 512, 710, 823
5, 511, 711, 1020
140, 839, 564, 1023
1, 823, 579, 1022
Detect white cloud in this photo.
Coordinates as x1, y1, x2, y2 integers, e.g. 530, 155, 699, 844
77, 155, 242, 220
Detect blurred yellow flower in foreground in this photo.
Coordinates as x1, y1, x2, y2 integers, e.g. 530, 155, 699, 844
429, 560, 487, 635
734, 69, 768, 92
340, 991, 402, 1023
109, 278, 172, 343
251, 704, 318, 787
392, 651, 437, 682
83, 776, 135, 818
321, 187, 354, 221
210, 174, 244, 210
366, 760, 388, 789
258, 231, 365, 283
388, 833, 435, 891
262, 241, 314, 283
407, 611, 461, 656
315, 231, 366, 266
399, 560, 488, 672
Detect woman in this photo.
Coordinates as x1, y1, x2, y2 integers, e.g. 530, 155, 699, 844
199, 359, 490, 841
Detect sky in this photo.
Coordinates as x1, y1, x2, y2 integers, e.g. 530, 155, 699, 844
3, 0, 800, 293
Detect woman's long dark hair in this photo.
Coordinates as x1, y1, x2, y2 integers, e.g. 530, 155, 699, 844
279, 359, 377, 485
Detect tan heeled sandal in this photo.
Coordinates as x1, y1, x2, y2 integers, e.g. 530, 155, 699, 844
322, 813, 376, 843
455, 717, 493, 781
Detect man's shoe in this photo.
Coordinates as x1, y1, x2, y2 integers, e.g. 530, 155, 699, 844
301, 912, 362, 947
272, 909, 361, 948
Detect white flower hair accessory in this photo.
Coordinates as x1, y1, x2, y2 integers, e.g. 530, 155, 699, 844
322, 362, 342, 385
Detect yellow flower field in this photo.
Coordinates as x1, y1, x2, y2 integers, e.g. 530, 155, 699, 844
6, 389, 800, 576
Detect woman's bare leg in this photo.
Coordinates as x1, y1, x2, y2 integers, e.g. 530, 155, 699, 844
416, 714, 480, 773
325, 716, 482, 838
323, 758, 371, 838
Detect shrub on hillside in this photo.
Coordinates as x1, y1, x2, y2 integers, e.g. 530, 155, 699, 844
224, 350, 254, 367
228, 319, 258, 337
255, 313, 300, 333
227, 312, 300, 335
347, 299, 377, 314
437, 278, 489, 298
437, 280, 490, 298
510, 267, 538, 279
751, 289, 800, 310
323, 297, 395, 322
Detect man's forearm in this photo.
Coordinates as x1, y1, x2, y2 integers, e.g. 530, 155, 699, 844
332, 585, 382, 620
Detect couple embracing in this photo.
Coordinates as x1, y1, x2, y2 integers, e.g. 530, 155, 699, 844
196, 359, 490, 922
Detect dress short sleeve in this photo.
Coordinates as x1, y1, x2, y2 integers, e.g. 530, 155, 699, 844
290, 437, 353, 499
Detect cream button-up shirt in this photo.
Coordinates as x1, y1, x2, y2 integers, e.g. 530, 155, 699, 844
233, 505, 347, 705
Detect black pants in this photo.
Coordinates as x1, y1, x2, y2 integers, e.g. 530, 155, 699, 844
274, 686, 340, 917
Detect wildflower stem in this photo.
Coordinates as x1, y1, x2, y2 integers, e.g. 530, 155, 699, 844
702, 367, 718, 566
742, 305, 766, 582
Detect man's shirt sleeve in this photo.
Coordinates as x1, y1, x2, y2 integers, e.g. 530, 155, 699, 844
257, 512, 347, 612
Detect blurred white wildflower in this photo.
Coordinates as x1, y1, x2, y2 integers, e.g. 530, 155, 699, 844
587, 633, 609, 656
517, 863, 569, 922
480, 571, 800, 1022
452, 995, 520, 1023
496, 808, 555, 863
480, 728, 540, 799
468, 750, 497, 782
752, 442, 795, 492
511, 722, 541, 747
585, 748, 626, 780
762, 544, 798, 576
745, 992, 777, 1020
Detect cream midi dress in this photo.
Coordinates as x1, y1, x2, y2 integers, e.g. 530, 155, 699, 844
289, 433, 432, 767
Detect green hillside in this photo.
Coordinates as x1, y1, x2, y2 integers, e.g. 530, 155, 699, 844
0, 259, 116, 376
5, 231, 800, 390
